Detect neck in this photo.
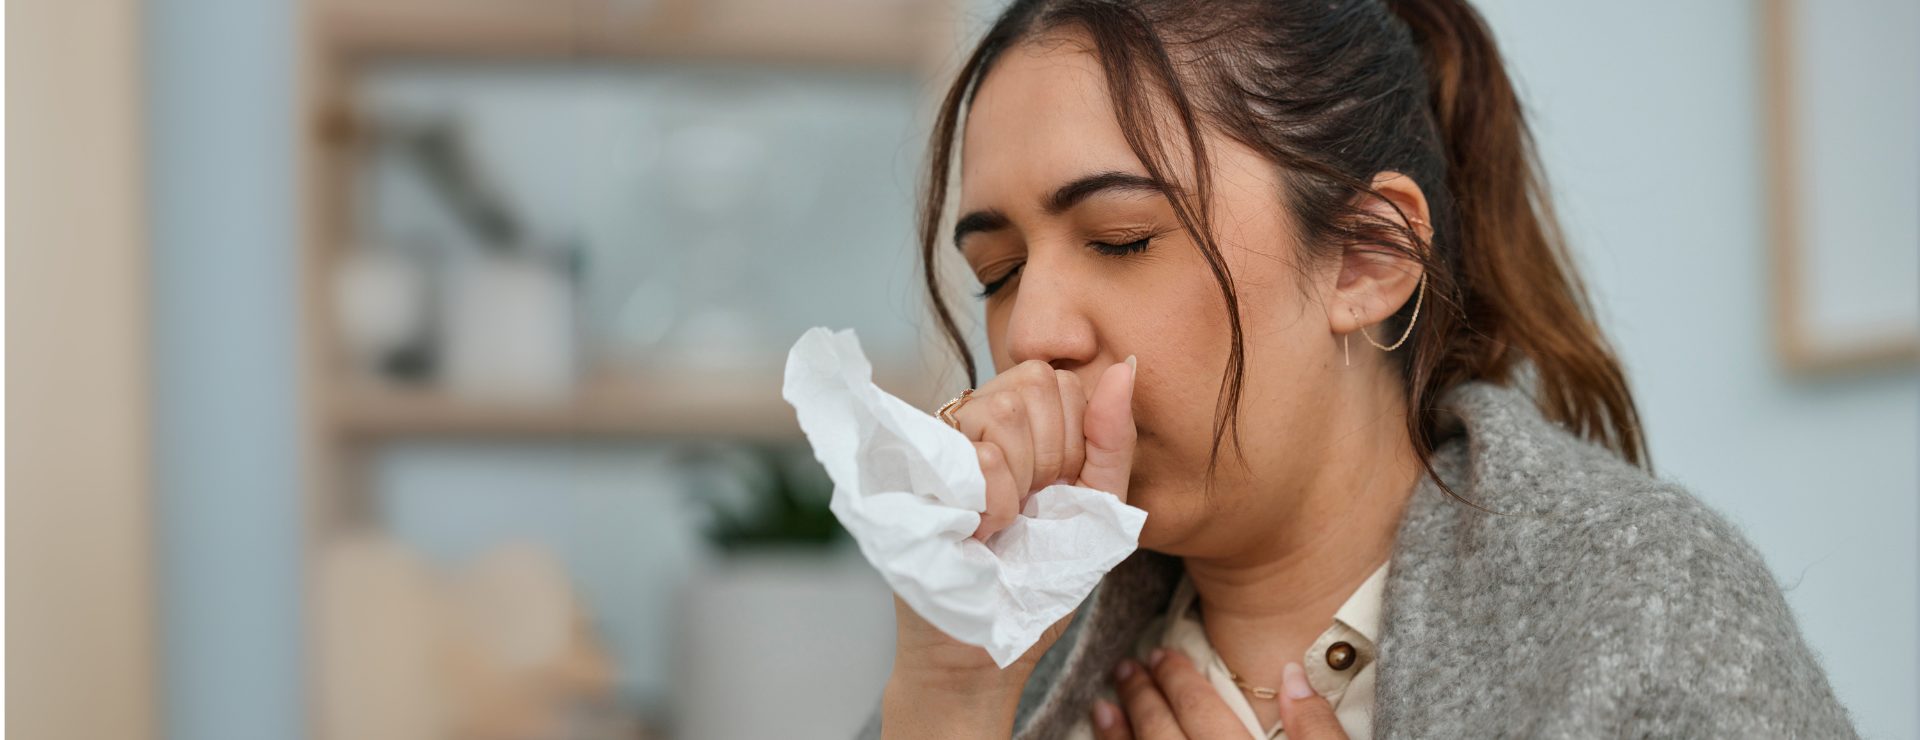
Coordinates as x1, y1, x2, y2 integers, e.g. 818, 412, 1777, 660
1183, 373, 1421, 691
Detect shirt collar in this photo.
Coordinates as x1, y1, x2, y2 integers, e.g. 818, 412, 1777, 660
1166, 557, 1391, 644
1333, 558, 1391, 645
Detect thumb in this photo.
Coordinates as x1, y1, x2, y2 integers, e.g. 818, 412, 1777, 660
1074, 354, 1137, 502
1277, 661, 1349, 739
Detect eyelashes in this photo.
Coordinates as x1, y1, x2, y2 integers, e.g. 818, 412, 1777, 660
974, 263, 1023, 299
1088, 236, 1152, 257
973, 236, 1155, 299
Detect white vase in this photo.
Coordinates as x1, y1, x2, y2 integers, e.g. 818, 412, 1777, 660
441, 252, 578, 404
673, 547, 895, 740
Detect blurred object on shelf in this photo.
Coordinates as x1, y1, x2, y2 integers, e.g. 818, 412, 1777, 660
339, 113, 587, 402
333, 243, 438, 383
439, 248, 579, 404
318, 532, 449, 740
394, 117, 526, 254
318, 533, 633, 740
442, 542, 620, 740
348, 62, 932, 394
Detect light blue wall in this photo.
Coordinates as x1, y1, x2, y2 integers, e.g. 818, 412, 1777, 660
1472, 1, 1918, 737
147, 0, 306, 738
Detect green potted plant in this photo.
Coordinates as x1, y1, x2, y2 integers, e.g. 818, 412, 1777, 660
692, 441, 843, 551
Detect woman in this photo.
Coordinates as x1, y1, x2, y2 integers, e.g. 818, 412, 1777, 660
863, 0, 1859, 737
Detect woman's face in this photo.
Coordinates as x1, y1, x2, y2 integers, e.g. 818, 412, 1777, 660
956, 31, 1365, 556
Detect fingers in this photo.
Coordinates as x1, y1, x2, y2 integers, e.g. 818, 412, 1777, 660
1276, 661, 1349, 739
1013, 362, 1067, 496
1055, 368, 1087, 486
952, 356, 1133, 538
1077, 355, 1138, 501
969, 440, 1019, 541
1099, 649, 1251, 740
1146, 649, 1245, 737
1111, 659, 1183, 739
1090, 699, 1134, 740
957, 386, 1034, 499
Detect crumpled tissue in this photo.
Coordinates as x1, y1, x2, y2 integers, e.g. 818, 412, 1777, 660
781, 326, 1148, 668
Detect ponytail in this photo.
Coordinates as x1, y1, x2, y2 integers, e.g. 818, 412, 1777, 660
1390, 0, 1650, 469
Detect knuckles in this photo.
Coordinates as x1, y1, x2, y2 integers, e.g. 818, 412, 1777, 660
974, 441, 1004, 469
987, 391, 1023, 423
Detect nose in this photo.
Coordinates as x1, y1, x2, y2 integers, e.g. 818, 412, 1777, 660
1001, 254, 1097, 372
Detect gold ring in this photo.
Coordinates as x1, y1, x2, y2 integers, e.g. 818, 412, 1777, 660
935, 388, 974, 429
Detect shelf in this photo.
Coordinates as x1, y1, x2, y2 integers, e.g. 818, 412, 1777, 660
330, 360, 944, 442
314, 0, 951, 68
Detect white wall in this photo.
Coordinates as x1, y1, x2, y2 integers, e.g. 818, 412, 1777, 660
1472, 1, 1918, 737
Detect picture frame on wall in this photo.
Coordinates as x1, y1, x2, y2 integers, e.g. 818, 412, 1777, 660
1760, 0, 1919, 375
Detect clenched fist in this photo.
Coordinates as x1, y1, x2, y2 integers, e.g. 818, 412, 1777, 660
882, 355, 1141, 739
946, 356, 1139, 541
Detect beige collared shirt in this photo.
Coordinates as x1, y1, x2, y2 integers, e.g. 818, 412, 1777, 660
1065, 559, 1390, 740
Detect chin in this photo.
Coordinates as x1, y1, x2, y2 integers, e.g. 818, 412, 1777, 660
1124, 484, 1180, 549
1121, 472, 1213, 554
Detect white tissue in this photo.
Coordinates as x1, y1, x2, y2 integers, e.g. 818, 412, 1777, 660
781, 326, 1148, 668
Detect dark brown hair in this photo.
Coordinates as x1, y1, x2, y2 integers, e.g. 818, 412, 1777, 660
916, 0, 1649, 512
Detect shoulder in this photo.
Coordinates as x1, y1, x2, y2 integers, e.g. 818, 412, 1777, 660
1382, 380, 1860, 737
1413, 380, 1799, 637
1410, 379, 1780, 580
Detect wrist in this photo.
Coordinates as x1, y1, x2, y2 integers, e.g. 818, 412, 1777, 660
888, 658, 1030, 697
881, 663, 1030, 739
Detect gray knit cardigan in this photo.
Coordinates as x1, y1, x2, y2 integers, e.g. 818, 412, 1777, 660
857, 380, 1860, 738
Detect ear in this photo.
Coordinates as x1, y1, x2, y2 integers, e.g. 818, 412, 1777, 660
1330, 171, 1432, 337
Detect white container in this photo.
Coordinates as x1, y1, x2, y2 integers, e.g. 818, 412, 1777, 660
441, 252, 578, 405
333, 245, 428, 378
673, 547, 895, 740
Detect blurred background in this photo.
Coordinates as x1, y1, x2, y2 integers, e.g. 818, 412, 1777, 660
9, 0, 1916, 739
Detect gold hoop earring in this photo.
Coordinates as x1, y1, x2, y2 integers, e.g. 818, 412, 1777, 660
1357, 271, 1427, 352
1347, 213, 1429, 365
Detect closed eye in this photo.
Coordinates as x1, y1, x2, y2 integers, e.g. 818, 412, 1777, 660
973, 236, 1154, 300
1089, 236, 1153, 257
974, 261, 1023, 299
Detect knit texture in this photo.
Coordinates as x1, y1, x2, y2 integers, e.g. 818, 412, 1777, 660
856, 380, 1860, 738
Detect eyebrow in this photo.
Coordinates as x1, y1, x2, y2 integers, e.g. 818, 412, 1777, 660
952, 170, 1172, 251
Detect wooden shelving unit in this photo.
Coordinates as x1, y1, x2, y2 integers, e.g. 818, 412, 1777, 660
298, 0, 968, 515
294, 1, 970, 734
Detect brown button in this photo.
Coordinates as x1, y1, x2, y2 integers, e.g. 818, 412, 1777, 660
1325, 641, 1356, 671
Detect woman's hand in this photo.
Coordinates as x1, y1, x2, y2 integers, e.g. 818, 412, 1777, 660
883, 356, 1139, 739
956, 356, 1139, 541
1092, 650, 1350, 740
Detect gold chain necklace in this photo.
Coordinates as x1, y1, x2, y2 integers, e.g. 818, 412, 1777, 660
1195, 599, 1284, 701
1227, 668, 1281, 700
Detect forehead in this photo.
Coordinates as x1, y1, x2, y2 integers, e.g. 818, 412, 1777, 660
959, 32, 1141, 208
